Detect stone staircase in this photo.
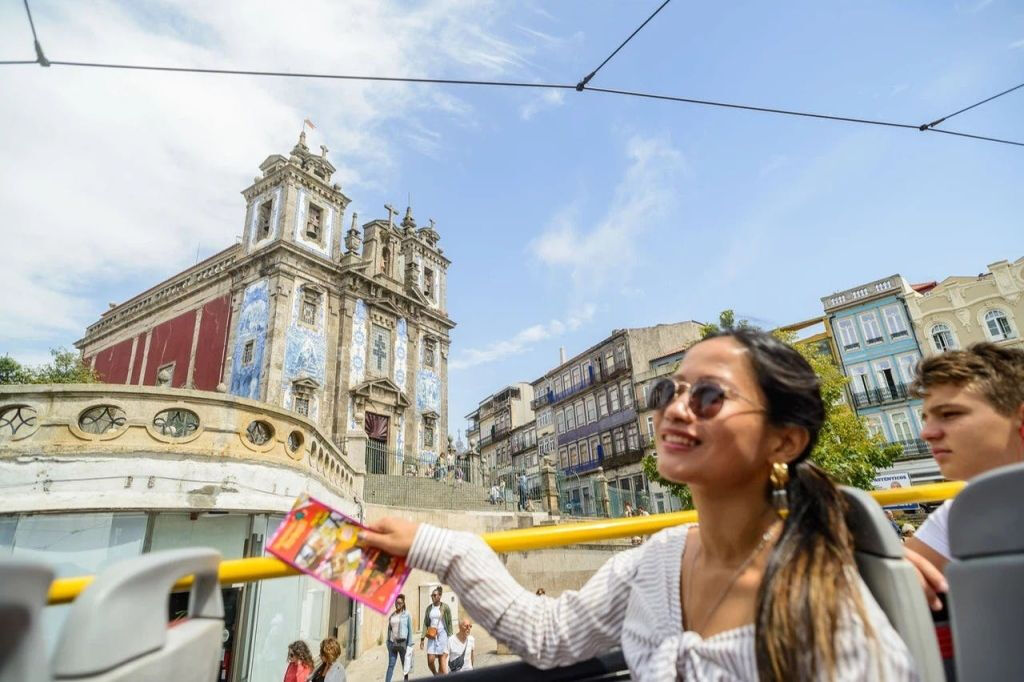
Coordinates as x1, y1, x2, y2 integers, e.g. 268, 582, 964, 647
363, 474, 503, 511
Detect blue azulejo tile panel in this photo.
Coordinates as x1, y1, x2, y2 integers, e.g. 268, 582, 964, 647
396, 413, 405, 464
349, 299, 367, 387
229, 279, 269, 399
248, 187, 282, 251
416, 369, 441, 414
281, 282, 327, 418
394, 318, 408, 391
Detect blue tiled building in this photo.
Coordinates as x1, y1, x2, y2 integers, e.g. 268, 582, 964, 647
822, 275, 941, 484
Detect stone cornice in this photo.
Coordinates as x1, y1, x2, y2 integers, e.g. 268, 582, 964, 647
242, 164, 350, 207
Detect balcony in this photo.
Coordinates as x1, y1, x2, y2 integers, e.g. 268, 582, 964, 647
530, 392, 552, 410
894, 438, 931, 460
510, 436, 537, 456
550, 368, 596, 407
564, 450, 603, 476
492, 424, 511, 441
598, 359, 630, 383
850, 383, 911, 408
600, 442, 645, 470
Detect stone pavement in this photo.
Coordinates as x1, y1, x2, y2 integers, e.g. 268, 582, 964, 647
344, 624, 521, 680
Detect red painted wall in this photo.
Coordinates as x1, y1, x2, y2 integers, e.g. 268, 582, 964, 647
143, 309, 197, 388
92, 337, 134, 384
129, 332, 146, 385
193, 295, 232, 391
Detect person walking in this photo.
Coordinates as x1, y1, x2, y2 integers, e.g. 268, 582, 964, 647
362, 330, 919, 680
310, 638, 345, 682
385, 593, 412, 682
446, 619, 476, 673
284, 641, 314, 682
517, 472, 529, 511
420, 587, 452, 675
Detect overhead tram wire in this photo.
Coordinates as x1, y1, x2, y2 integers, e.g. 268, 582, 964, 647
919, 80, 1024, 131
575, 0, 673, 91
22, 0, 50, 66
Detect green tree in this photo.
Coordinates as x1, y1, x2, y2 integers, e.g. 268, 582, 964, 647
0, 348, 98, 385
699, 309, 753, 339
643, 312, 899, 509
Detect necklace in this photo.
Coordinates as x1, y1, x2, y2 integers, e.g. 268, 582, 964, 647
683, 521, 780, 634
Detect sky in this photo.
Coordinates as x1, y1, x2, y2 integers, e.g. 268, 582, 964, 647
0, 0, 1021, 437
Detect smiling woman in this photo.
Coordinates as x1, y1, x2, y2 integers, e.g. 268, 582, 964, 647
360, 329, 920, 681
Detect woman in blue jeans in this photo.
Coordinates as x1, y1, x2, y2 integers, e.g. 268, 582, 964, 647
385, 593, 412, 682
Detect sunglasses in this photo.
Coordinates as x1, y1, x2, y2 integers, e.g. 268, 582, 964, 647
648, 377, 757, 419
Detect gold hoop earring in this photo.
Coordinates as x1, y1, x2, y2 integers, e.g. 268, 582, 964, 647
770, 462, 789, 511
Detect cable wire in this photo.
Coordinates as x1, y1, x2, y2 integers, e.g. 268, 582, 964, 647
22, 0, 49, 66
919, 80, 1024, 130
576, 0, 673, 91
924, 127, 1024, 148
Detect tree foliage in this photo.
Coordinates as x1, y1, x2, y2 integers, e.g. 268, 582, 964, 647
643, 311, 899, 509
0, 348, 98, 385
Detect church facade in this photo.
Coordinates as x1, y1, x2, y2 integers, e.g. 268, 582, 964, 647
76, 133, 455, 473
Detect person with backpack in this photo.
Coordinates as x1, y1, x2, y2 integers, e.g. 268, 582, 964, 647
446, 619, 476, 672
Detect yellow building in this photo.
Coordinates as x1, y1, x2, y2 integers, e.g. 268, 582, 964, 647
904, 257, 1024, 357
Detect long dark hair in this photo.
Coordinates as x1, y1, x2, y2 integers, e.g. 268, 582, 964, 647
710, 329, 869, 681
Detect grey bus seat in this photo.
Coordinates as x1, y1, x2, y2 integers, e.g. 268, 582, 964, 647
946, 461, 1024, 681
842, 487, 945, 682
52, 548, 224, 682
0, 559, 54, 682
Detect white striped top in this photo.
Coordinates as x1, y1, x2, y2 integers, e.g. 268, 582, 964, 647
408, 523, 920, 681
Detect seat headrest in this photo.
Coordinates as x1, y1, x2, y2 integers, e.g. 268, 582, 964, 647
950, 461, 1024, 558
841, 486, 904, 559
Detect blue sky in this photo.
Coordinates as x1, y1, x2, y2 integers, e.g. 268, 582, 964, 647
0, 0, 1021, 436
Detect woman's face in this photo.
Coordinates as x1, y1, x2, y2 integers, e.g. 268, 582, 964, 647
654, 337, 772, 489
395, 597, 405, 612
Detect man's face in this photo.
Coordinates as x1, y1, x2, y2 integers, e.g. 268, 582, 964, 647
921, 383, 1024, 481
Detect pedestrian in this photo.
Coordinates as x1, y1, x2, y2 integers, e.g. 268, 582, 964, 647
385, 593, 412, 682
517, 472, 528, 511
362, 330, 918, 680
420, 586, 452, 674
901, 523, 916, 542
310, 637, 345, 682
622, 501, 634, 517
284, 640, 314, 682
488, 483, 499, 505
446, 619, 476, 672
884, 510, 902, 539
903, 343, 1024, 609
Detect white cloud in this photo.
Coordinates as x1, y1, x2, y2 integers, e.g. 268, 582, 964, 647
0, 0, 557, 352
529, 134, 686, 289
449, 303, 596, 370
1010, 38, 1024, 50
519, 89, 566, 120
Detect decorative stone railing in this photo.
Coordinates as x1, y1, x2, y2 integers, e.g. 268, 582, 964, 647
82, 247, 238, 338
0, 384, 363, 496
822, 274, 902, 311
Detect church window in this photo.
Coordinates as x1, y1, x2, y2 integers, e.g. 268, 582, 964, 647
257, 201, 272, 239
300, 289, 320, 326
424, 337, 436, 369
306, 204, 323, 241
424, 424, 435, 448
295, 396, 309, 416
371, 325, 390, 375
424, 267, 434, 298
243, 341, 254, 366
381, 245, 392, 275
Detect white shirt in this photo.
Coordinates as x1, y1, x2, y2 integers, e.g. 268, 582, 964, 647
448, 634, 475, 670
409, 523, 919, 681
913, 499, 952, 561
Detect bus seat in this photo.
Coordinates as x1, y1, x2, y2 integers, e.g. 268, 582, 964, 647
946, 461, 1024, 681
0, 559, 54, 682
842, 486, 946, 682
52, 548, 224, 682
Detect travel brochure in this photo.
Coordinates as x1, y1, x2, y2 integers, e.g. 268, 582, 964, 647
267, 494, 410, 613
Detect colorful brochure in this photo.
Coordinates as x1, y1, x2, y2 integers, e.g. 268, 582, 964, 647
267, 494, 411, 613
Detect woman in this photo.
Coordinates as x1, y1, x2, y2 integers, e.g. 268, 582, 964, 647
385, 593, 413, 682
362, 331, 918, 680
420, 587, 452, 674
310, 637, 345, 682
284, 641, 314, 682
446, 619, 476, 672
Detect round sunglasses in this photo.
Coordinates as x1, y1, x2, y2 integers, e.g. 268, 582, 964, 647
647, 377, 758, 419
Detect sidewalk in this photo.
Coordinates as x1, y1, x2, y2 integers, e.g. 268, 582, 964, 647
344, 624, 521, 680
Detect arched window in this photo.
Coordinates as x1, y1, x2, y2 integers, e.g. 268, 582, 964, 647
381, 245, 391, 275
931, 323, 957, 352
984, 310, 1015, 340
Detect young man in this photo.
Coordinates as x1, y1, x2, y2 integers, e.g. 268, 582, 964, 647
904, 342, 1024, 607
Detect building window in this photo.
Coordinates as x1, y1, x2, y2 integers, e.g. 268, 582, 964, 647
585, 395, 597, 423
882, 305, 909, 338
613, 428, 626, 455
601, 432, 613, 458
889, 411, 914, 442
300, 288, 320, 326
423, 337, 436, 369
424, 423, 435, 448
897, 354, 919, 384
579, 440, 589, 464
859, 313, 883, 345
615, 344, 627, 366
257, 200, 272, 239
608, 386, 621, 413
568, 443, 578, 467
424, 267, 434, 299
621, 381, 634, 409
604, 350, 614, 373
646, 415, 655, 439
836, 318, 859, 351
555, 410, 565, 433
294, 396, 310, 416
559, 447, 568, 469
306, 203, 323, 241
597, 392, 608, 417
626, 423, 640, 449
571, 367, 581, 388
574, 400, 585, 427
984, 310, 1015, 340
864, 416, 883, 439
565, 405, 576, 431
242, 340, 255, 366
931, 323, 957, 352
370, 325, 390, 375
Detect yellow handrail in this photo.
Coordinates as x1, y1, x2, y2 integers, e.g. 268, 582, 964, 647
45, 481, 964, 605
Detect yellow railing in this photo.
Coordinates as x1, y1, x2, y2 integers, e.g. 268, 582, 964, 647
46, 481, 964, 605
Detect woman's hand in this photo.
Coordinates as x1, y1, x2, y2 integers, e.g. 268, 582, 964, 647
904, 546, 948, 611
359, 517, 421, 557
